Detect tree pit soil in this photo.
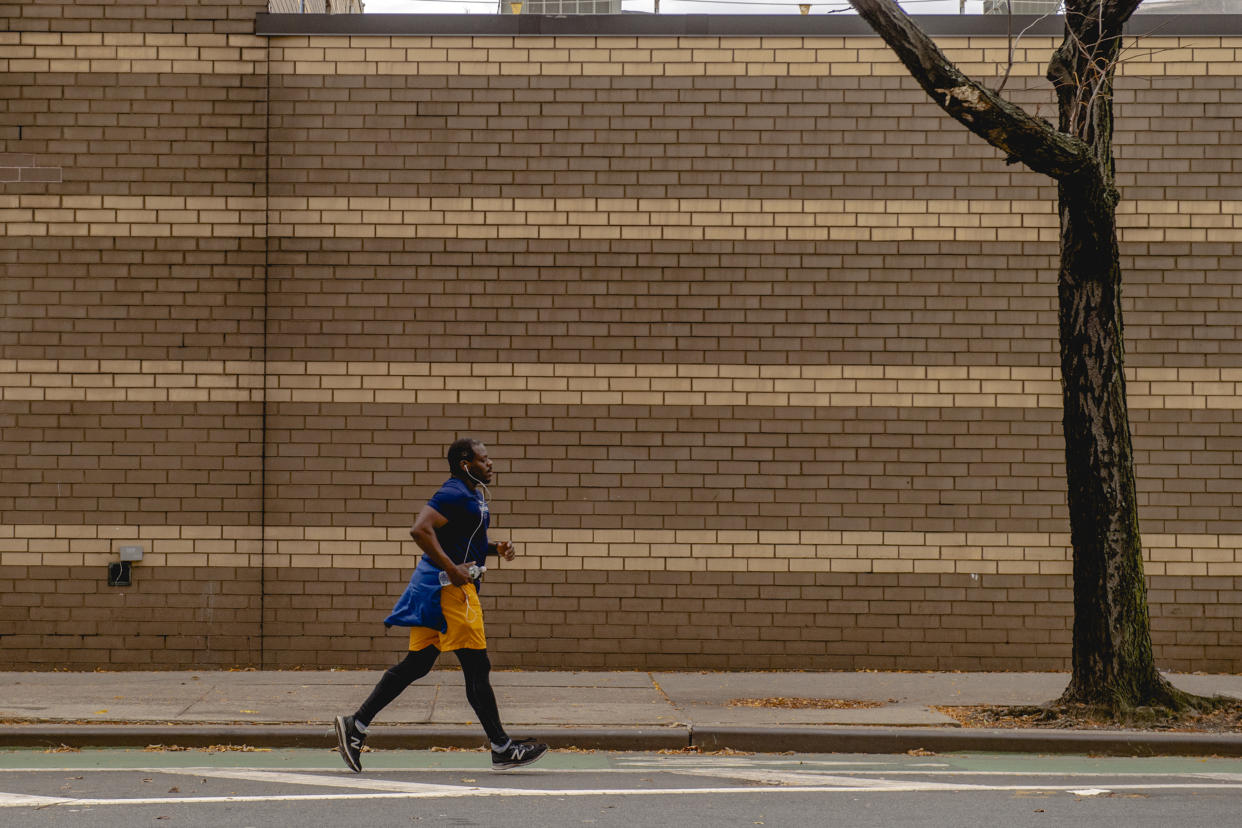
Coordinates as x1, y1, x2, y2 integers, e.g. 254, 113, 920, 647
934, 701, 1242, 732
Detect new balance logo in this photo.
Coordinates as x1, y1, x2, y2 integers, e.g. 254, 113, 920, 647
335, 715, 365, 773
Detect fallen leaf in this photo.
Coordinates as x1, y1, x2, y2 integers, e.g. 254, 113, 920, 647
729, 697, 883, 710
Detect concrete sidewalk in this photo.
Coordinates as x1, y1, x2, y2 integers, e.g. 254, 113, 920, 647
2, 670, 1241, 757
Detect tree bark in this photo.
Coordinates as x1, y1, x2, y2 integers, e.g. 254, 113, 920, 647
848, 0, 1212, 712
1053, 156, 1174, 709
1048, 8, 1184, 711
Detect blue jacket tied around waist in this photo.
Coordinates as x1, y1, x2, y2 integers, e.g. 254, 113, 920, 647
384, 558, 447, 631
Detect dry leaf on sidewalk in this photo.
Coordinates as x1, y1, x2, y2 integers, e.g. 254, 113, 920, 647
728, 697, 884, 710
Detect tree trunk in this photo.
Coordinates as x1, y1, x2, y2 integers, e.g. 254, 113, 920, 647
1049, 24, 1183, 711
1054, 172, 1172, 710
845, 0, 1221, 714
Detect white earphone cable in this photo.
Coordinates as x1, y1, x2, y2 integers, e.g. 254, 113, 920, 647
459, 466, 490, 622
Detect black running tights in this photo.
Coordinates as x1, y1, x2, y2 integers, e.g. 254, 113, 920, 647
354, 646, 508, 746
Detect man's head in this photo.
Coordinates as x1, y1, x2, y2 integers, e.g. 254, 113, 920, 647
448, 438, 492, 485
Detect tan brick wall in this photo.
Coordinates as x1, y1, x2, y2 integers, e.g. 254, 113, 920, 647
3, 16, 1242, 670
0, 2, 267, 35
0, 2, 269, 668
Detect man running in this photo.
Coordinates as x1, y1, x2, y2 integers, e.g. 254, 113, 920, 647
334, 438, 548, 772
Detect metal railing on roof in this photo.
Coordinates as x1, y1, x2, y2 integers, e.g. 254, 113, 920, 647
268, 0, 364, 12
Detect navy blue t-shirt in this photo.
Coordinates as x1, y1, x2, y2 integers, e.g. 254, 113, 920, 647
425, 477, 489, 570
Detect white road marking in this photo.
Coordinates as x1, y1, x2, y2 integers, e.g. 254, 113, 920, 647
2, 782, 1242, 808
0, 765, 1205, 778
0, 792, 71, 807
4, 757, 1242, 810
1197, 773, 1242, 782
674, 768, 979, 790
157, 768, 466, 794
0, 765, 1222, 778
617, 758, 909, 767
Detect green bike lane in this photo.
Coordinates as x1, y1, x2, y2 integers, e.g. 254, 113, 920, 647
2, 746, 1242, 774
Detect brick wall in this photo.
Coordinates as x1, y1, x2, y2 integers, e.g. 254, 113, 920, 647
1, 1, 264, 35
0, 1, 269, 668
3, 13, 1242, 670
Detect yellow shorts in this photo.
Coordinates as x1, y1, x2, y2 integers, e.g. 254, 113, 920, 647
409, 582, 487, 652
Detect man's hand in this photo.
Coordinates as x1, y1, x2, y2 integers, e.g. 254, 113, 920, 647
446, 563, 472, 587
495, 540, 516, 561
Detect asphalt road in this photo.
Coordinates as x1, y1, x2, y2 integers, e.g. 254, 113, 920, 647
3, 748, 1242, 827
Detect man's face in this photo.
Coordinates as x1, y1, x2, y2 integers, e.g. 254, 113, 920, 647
463, 443, 493, 484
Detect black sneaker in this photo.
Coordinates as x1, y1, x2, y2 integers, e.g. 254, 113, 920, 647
334, 714, 365, 773
491, 739, 548, 771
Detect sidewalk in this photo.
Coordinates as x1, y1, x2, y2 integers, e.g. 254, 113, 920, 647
2, 670, 1241, 757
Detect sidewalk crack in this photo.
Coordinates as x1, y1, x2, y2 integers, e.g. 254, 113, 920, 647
649, 672, 690, 729
649, 673, 679, 712
176, 680, 212, 718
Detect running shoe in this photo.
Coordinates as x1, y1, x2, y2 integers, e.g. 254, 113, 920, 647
491, 739, 549, 771
334, 714, 366, 773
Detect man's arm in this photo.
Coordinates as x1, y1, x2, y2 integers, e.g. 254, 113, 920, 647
410, 505, 471, 586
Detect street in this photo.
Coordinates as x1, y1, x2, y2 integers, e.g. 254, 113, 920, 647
2, 748, 1242, 826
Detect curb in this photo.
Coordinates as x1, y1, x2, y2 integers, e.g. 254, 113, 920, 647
0, 725, 689, 752
692, 726, 1242, 757
5, 724, 1242, 757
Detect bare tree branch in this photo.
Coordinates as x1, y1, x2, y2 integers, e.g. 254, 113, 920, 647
995, 1, 1064, 95
846, 0, 1093, 181
1058, 23, 1111, 140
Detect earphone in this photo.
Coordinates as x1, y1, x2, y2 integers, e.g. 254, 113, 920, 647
463, 462, 490, 494
461, 461, 489, 577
